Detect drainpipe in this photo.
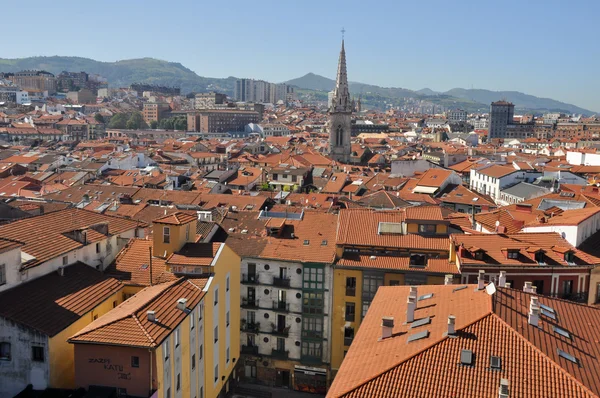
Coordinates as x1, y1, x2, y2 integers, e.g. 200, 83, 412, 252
149, 349, 153, 395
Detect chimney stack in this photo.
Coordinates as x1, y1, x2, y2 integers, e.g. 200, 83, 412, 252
147, 310, 156, 322
523, 281, 532, 293
528, 296, 539, 327
498, 378, 509, 398
477, 270, 485, 290
498, 271, 506, 287
447, 315, 456, 336
406, 296, 416, 323
409, 286, 418, 299
177, 298, 188, 311
531, 285, 537, 295
444, 274, 453, 285
381, 316, 394, 339
504, 282, 511, 288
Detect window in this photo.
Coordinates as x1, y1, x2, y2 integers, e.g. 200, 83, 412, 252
191, 315, 195, 330
214, 326, 218, 343
389, 280, 400, 286
214, 288, 219, 305
131, 356, 139, 368
164, 341, 170, 361
163, 227, 170, 243
226, 347, 230, 363
344, 327, 355, 346
32, 346, 44, 362
166, 388, 171, 398
96, 243, 101, 253
226, 275, 230, 292
113, 301, 117, 308
186, 225, 190, 241
199, 303, 203, 321
276, 337, 285, 351
565, 251, 575, 263
200, 387, 203, 398
418, 224, 436, 235
345, 302, 356, 322
175, 329, 180, 347
192, 354, 196, 370
362, 274, 384, 302
176, 373, 181, 391
535, 251, 545, 263
345, 277, 356, 296
474, 251, 484, 260
301, 341, 322, 358
303, 292, 324, 314
0, 342, 10, 360
303, 266, 324, 290
362, 302, 370, 318
507, 250, 519, 259
199, 344, 203, 359
226, 311, 230, 327
62, 256, 68, 265
214, 364, 219, 383
0, 264, 5, 286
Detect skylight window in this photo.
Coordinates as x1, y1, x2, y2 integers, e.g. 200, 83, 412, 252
321, 240, 328, 246
490, 356, 502, 370
554, 326, 571, 339
453, 285, 468, 292
418, 293, 433, 301
303, 240, 310, 245
539, 304, 555, 313
557, 349, 578, 364
407, 330, 429, 343
460, 350, 473, 366
411, 317, 431, 328
541, 308, 556, 320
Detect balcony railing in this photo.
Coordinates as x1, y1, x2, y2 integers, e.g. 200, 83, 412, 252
241, 345, 259, 355
273, 277, 291, 287
242, 298, 258, 308
272, 300, 290, 311
346, 287, 356, 297
241, 274, 259, 284
270, 324, 290, 337
241, 321, 260, 332
271, 349, 289, 360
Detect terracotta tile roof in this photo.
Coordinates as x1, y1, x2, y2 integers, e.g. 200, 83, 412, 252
405, 205, 445, 222
0, 238, 22, 254
329, 285, 600, 398
0, 208, 143, 269
106, 239, 176, 287
476, 164, 517, 178
452, 233, 600, 267
69, 277, 207, 348
322, 172, 350, 194
337, 254, 458, 274
219, 211, 269, 257
439, 184, 496, 207
166, 242, 221, 266
525, 207, 600, 227
355, 190, 411, 209
258, 212, 337, 263
336, 209, 450, 251
415, 168, 453, 188
0, 262, 122, 337
153, 211, 197, 225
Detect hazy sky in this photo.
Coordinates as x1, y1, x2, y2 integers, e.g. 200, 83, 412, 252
3, 0, 599, 111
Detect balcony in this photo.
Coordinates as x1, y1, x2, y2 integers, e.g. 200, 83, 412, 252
273, 277, 291, 288
241, 274, 259, 284
272, 300, 290, 312
345, 287, 356, 297
242, 298, 258, 308
241, 345, 259, 355
270, 324, 290, 337
241, 320, 260, 333
271, 349, 289, 360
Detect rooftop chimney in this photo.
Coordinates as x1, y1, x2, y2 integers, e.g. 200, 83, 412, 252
147, 310, 156, 322
177, 298, 188, 311
523, 281, 532, 293
409, 286, 418, 299
498, 378, 509, 398
528, 296, 539, 327
406, 296, 416, 323
444, 274, 453, 285
504, 282, 511, 288
477, 270, 485, 290
531, 285, 537, 295
381, 316, 394, 339
447, 315, 456, 336
498, 271, 506, 287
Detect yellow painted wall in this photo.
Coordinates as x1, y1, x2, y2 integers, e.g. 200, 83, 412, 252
204, 244, 241, 398
407, 223, 418, 234
436, 224, 448, 234
589, 266, 600, 305
123, 285, 144, 299
384, 273, 404, 286
181, 317, 191, 398
331, 268, 362, 371
49, 288, 124, 388
152, 220, 197, 258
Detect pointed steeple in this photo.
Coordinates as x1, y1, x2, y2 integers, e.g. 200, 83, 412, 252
330, 39, 351, 113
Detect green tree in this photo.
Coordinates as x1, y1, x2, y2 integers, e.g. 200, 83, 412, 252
174, 117, 187, 131
150, 120, 158, 129
126, 112, 148, 130
108, 113, 129, 129
94, 113, 105, 124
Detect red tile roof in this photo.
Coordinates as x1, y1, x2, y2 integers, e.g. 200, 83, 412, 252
337, 254, 458, 274
153, 211, 197, 225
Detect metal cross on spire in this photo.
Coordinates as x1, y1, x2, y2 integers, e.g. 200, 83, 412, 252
341, 27, 346, 40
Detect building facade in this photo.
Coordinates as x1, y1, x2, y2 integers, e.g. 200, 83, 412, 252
488, 100, 515, 139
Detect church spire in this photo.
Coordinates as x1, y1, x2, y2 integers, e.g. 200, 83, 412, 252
330, 37, 351, 113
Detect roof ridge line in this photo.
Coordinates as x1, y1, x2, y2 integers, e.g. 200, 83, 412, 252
132, 313, 157, 347
335, 310, 494, 398
491, 312, 598, 397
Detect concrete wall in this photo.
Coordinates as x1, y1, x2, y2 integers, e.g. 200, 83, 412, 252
0, 246, 24, 293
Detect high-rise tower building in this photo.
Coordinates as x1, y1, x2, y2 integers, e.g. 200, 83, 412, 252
328, 40, 352, 163
488, 100, 515, 139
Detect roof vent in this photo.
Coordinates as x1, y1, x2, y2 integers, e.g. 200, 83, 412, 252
447, 315, 456, 336
460, 349, 473, 366
531, 285, 537, 295
177, 298, 188, 311
147, 310, 156, 322
444, 274, 453, 285
523, 281, 532, 293
370, 255, 376, 260
528, 296, 540, 327
498, 378, 509, 398
498, 271, 506, 287
406, 296, 416, 323
477, 270, 485, 290
381, 316, 394, 339
504, 282, 511, 288
409, 286, 418, 299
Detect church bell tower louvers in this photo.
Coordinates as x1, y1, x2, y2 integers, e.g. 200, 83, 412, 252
328, 38, 352, 163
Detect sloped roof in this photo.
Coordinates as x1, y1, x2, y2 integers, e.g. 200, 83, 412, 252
153, 211, 197, 225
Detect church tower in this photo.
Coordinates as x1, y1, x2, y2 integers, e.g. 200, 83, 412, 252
328, 39, 352, 163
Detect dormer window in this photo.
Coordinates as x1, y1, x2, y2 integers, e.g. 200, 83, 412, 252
418, 224, 436, 235
564, 251, 575, 264
507, 250, 519, 259
535, 251, 545, 263
474, 251, 484, 260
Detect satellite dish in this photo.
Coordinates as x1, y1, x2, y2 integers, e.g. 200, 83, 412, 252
486, 282, 497, 295
495, 220, 500, 227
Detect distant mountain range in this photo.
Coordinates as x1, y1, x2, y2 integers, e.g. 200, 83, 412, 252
0, 56, 594, 115
285, 73, 596, 115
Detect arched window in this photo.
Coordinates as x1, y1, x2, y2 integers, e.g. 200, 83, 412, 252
336, 125, 343, 146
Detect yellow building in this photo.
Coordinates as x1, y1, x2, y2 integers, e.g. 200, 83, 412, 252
69, 212, 241, 398
0, 263, 124, 398
330, 208, 459, 374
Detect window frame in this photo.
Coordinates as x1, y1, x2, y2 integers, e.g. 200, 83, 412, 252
32, 346, 44, 362
131, 355, 140, 368
163, 226, 171, 243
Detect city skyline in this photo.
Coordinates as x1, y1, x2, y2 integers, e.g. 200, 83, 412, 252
2, 0, 600, 112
